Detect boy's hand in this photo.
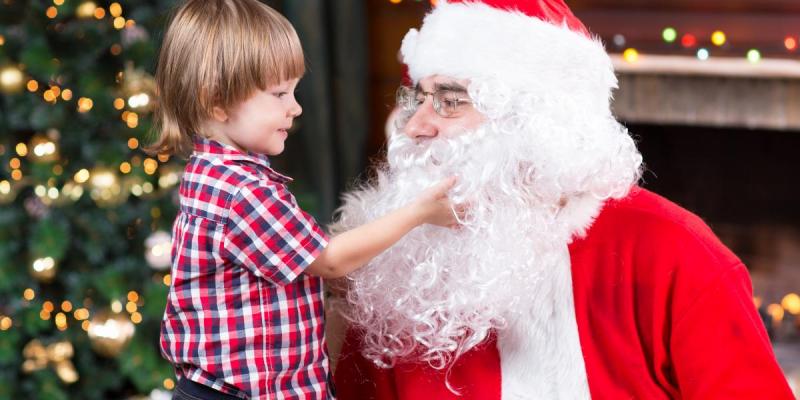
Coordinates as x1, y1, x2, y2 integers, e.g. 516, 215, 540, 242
411, 176, 463, 228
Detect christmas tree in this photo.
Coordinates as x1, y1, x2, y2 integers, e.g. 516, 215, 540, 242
0, 1, 182, 398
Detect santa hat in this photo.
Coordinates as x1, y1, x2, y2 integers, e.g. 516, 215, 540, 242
400, 0, 617, 115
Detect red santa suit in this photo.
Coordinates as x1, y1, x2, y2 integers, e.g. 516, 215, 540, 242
335, 188, 794, 399
334, 0, 792, 398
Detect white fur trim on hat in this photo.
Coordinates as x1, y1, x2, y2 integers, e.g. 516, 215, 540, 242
401, 1, 617, 114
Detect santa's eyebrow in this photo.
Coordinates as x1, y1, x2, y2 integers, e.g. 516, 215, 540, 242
414, 82, 468, 93
434, 82, 467, 93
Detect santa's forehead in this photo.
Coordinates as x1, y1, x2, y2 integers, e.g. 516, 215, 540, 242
416, 75, 470, 90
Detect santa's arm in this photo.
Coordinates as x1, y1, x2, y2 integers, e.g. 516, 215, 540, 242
669, 264, 794, 399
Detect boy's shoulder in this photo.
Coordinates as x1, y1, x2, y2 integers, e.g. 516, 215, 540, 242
187, 152, 268, 187
179, 153, 287, 221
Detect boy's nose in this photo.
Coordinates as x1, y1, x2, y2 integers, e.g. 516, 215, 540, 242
290, 100, 302, 118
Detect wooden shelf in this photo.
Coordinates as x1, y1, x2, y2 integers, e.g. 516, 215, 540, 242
612, 54, 800, 79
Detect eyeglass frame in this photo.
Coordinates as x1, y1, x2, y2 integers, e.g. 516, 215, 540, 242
395, 85, 474, 119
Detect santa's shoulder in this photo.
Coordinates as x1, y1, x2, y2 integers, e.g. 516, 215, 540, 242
571, 187, 743, 283
601, 188, 723, 240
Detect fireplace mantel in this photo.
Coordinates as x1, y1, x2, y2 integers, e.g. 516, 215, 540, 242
611, 55, 800, 131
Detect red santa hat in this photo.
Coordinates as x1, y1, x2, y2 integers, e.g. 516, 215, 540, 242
455, 0, 591, 36
400, 0, 617, 114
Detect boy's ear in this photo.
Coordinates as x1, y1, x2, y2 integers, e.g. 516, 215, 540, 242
211, 106, 228, 123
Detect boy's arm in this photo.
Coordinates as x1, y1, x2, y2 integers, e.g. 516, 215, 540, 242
307, 177, 457, 279
225, 177, 456, 284
306, 204, 421, 279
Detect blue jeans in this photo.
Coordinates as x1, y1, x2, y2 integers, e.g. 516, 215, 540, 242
172, 378, 242, 400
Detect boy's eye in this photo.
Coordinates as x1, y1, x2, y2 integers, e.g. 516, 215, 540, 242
274, 91, 299, 99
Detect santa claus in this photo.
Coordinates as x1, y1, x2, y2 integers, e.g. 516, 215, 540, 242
330, 1, 793, 399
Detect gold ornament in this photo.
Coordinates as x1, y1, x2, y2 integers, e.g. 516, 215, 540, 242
37, 181, 84, 207
87, 310, 135, 357
61, 182, 84, 202
120, 62, 156, 112
28, 132, 60, 163
0, 179, 20, 205
123, 174, 155, 198
89, 167, 128, 207
123, 174, 145, 197
157, 164, 182, 189
75, 1, 97, 18
22, 339, 79, 384
145, 231, 172, 270
0, 65, 24, 94
30, 256, 57, 282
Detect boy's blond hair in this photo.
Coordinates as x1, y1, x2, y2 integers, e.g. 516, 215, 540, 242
148, 0, 305, 156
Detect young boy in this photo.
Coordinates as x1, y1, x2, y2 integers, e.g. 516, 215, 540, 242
149, 1, 460, 399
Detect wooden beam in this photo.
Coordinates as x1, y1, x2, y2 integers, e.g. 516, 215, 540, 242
569, 0, 800, 14
612, 58, 800, 131
612, 54, 800, 79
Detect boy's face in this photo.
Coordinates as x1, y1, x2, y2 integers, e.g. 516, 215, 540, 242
213, 78, 302, 156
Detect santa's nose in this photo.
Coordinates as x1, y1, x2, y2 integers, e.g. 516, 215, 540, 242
403, 102, 438, 140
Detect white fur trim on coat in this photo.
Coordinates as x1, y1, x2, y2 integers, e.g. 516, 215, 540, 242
495, 197, 601, 400
497, 245, 591, 400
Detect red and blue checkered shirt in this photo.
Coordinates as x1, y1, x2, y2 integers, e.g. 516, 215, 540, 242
160, 137, 331, 399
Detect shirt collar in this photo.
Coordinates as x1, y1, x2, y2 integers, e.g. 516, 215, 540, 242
193, 136, 293, 183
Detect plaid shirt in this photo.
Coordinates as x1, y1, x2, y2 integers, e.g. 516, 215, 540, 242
160, 137, 331, 399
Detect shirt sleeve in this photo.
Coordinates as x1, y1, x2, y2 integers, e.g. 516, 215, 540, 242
224, 182, 329, 286
670, 263, 794, 399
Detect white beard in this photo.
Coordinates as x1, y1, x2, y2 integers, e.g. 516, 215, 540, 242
332, 121, 597, 369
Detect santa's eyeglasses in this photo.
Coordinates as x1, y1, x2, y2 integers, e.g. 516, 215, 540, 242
395, 86, 474, 118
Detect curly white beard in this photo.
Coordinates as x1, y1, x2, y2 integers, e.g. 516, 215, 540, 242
331, 98, 641, 370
